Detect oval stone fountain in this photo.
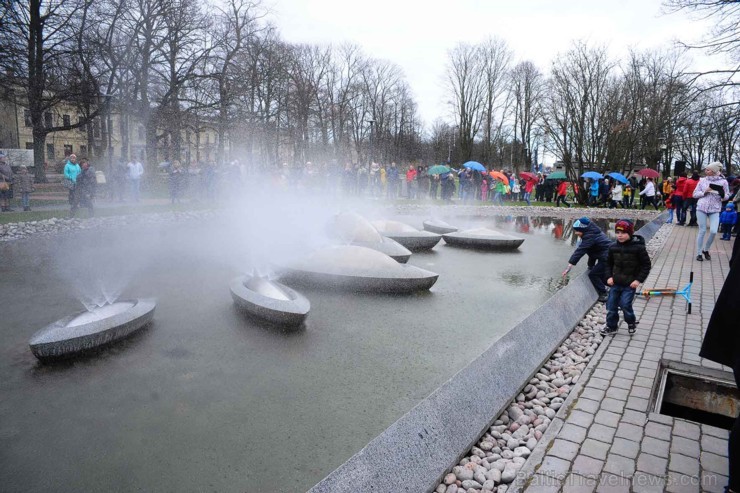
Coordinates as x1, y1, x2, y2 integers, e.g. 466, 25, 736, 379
443, 227, 525, 250
328, 212, 412, 263
230, 274, 310, 327
29, 299, 157, 361
370, 220, 442, 251
422, 218, 458, 234
279, 245, 438, 293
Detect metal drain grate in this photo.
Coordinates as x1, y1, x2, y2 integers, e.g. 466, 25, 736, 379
652, 360, 739, 430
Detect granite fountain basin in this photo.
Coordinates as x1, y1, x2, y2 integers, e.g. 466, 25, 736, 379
443, 227, 525, 250
230, 274, 310, 326
370, 220, 442, 252
328, 212, 412, 263
278, 245, 438, 293
422, 219, 458, 234
29, 299, 157, 361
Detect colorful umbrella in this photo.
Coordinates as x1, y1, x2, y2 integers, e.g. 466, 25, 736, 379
637, 168, 660, 179
488, 170, 508, 182
428, 165, 451, 175
581, 171, 603, 180
462, 161, 486, 172
519, 171, 538, 181
546, 171, 567, 180
607, 172, 629, 184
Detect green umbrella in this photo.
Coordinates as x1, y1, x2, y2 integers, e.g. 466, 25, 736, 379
546, 171, 567, 180
428, 165, 451, 175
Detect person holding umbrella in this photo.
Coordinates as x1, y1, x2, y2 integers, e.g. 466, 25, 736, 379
639, 177, 659, 210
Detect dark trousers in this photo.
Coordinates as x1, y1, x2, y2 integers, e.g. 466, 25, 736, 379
641, 195, 659, 210
673, 196, 685, 224
684, 198, 697, 225
556, 195, 570, 207
605, 285, 636, 329
588, 260, 608, 295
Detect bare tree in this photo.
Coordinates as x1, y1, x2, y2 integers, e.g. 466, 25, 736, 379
478, 38, 512, 167
446, 43, 484, 162
510, 60, 544, 171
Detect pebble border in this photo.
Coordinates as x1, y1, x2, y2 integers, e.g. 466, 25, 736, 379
432, 223, 673, 493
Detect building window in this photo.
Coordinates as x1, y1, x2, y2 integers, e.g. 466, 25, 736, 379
24, 110, 32, 127
63, 114, 70, 127
44, 112, 53, 128
46, 144, 54, 159
64, 144, 73, 156
79, 145, 87, 155
26, 142, 34, 150
78, 115, 86, 133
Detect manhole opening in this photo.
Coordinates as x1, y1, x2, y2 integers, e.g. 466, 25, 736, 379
653, 362, 739, 430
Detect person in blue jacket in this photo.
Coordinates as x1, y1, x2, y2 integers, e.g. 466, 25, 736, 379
720, 203, 738, 240
562, 217, 613, 302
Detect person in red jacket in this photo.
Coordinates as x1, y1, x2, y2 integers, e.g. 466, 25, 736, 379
673, 172, 687, 225
405, 165, 417, 199
683, 172, 700, 226
556, 180, 571, 207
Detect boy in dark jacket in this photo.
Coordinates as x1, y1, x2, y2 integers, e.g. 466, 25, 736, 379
562, 217, 612, 302
720, 203, 737, 240
601, 219, 651, 336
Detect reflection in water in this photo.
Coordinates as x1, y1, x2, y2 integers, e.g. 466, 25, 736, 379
487, 216, 645, 243
499, 272, 570, 294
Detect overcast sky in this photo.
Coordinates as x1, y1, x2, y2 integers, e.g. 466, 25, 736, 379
269, 0, 716, 127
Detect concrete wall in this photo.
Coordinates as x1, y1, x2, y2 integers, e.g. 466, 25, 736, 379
309, 213, 667, 493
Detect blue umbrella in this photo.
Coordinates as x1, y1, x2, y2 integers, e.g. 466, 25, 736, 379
581, 171, 603, 180
462, 161, 486, 172
607, 172, 629, 185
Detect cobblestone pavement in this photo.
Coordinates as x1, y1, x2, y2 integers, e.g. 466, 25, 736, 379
520, 225, 734, 493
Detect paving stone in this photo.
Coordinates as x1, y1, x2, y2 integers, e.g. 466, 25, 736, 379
603, 453, 636, 476
581, 438, 610, 461
575, 398, 600, 414
615, 422, 643, 442
665, 471, 701, 493
672, 420, 700, 440
614, 370, 635, 381
621, 409, 647, 427
644, 421, 672, 439
562, 473, 600, 493
588, 424, 616, 443
550, 439, 581, 461
670, 437, 700, 458
636, 452, 667, 476
593, 410, 620, 428
560, 423, 588, 444
592, 369, 614, 381
700, 471, 729, 493
701, 424, 729, 439
668, 452, 700, 477
595, 473, 630, 493
581, 388, 606, 402
700, 433, 728, 456
538, 455, 571, 478
633, 376, 653, 388
610, 437, 640, 459
600, 398, 625, 414
588, 377, 610, 390
611, 378, 632, 390
571, 455, 604, 478
632, 471, 666, 493
625, 396, 650, 412
605, 387, 629, 401
647, 412, 673, 426
568, 410, 595, 429
629, 386, 652, 399
700, 451, 729, 474
525, 474, 561, 493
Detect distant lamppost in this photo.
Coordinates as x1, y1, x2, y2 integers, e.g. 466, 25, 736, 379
659, 135, 668, 176
367, 119, 375, 171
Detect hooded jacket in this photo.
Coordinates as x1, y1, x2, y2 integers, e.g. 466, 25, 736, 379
568, 221, 612, 266
605, 234, 651, 286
